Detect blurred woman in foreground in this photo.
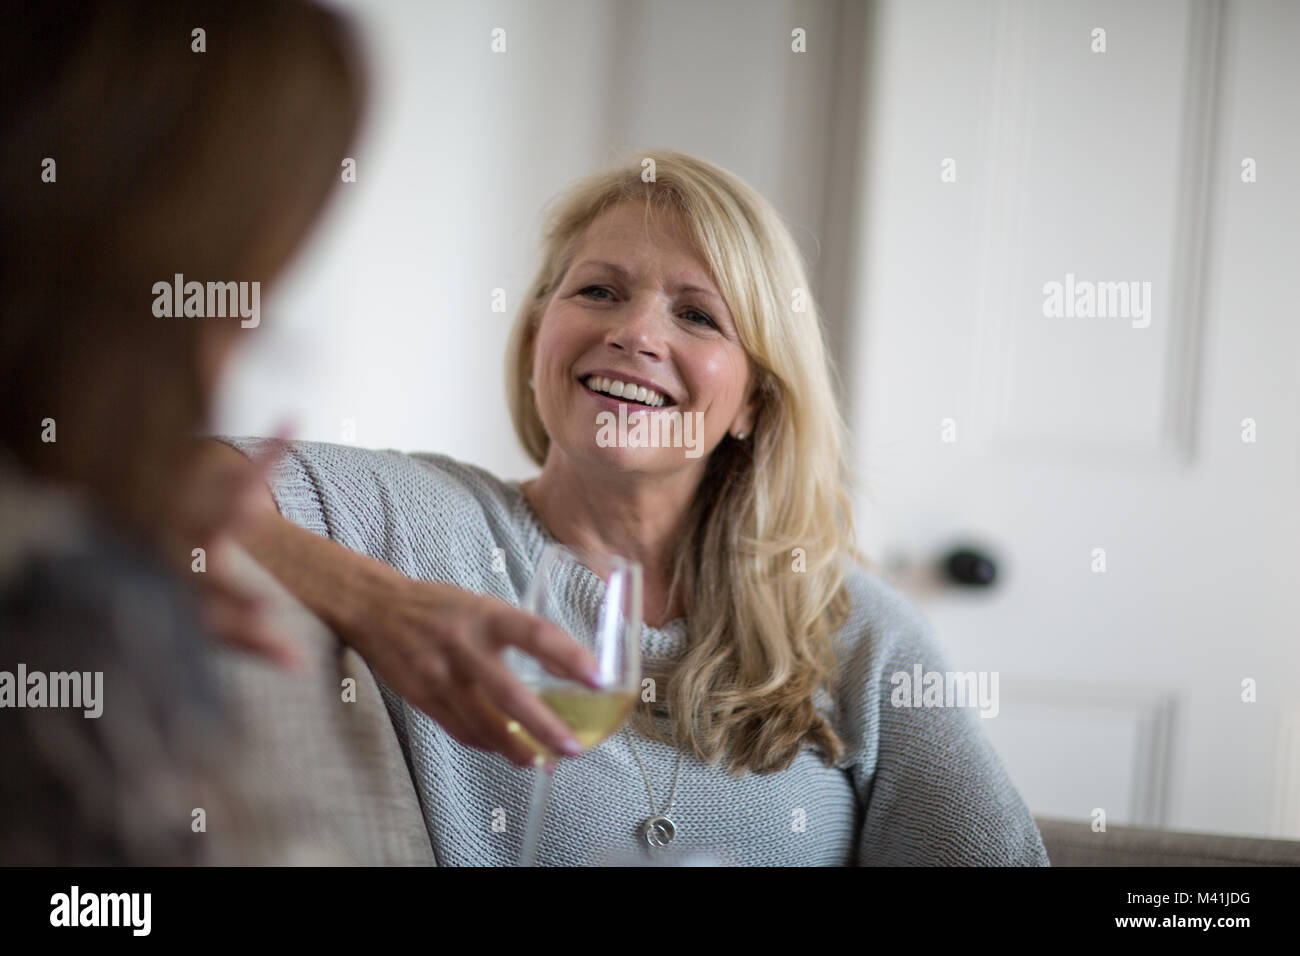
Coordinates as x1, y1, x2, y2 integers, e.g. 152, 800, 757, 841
0, 0, 367, 863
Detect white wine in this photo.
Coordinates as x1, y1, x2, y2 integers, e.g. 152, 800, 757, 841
508, 684, 637, 760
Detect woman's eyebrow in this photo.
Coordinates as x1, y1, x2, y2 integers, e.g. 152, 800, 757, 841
672, 280, 721, 300
574, 259, 633, 281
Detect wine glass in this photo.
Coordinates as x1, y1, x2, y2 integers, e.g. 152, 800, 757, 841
508, 543, 642, 867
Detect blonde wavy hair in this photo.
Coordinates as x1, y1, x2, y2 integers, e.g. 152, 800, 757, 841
505, 150, 868, 775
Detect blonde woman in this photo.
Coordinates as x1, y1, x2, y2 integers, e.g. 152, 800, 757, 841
212, 150, 1049, 866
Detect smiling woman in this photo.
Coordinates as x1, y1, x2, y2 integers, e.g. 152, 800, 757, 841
214, 149, 1049, 866
506, 156, 854, 762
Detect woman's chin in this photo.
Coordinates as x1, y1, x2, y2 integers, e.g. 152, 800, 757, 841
561, 434, 685, 473
587, 442, 664, 469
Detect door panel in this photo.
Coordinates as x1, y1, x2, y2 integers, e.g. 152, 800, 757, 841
849, 0, 1300, 837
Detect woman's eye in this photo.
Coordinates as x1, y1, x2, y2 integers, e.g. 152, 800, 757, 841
682, 309, 716, 328
579, 285, 614, 301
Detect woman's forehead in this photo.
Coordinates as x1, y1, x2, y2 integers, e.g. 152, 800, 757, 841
573, 203, 714, 286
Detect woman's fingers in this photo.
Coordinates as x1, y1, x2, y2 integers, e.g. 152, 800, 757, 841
421, 698, 493, 755
193, 536, 306, 669
462, 686, 547, 768
228, 426, 294, 527
456, 644, 583, 758
482, 602, 602, 688
381, 622, 534, 764
198, 578, 305, 670
420, 680, 537, 767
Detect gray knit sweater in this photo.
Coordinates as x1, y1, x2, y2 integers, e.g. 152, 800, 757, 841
219, 437, 1049, 867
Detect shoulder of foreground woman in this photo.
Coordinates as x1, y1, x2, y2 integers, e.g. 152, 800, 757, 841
0, 478, 222, 863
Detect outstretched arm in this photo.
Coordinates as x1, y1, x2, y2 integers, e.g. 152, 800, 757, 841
198, 438, 600, 767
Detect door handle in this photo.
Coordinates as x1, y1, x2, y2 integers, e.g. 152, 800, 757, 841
941, 546, 998, 587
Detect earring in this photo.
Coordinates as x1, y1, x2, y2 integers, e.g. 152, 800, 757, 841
735, 431, 747, 440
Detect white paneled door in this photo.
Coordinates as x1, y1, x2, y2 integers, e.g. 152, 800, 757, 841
846, 0, 1300, 837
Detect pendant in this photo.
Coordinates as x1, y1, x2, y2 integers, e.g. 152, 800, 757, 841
640, 815, 677, 848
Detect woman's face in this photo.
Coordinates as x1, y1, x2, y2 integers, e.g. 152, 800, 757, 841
529, 200, 756, 476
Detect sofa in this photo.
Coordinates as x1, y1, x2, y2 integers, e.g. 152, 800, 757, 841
207, 542, 1300, 866
1034, 817, 1300, 867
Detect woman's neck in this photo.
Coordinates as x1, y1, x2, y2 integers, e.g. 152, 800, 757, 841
520, 454, 702, 628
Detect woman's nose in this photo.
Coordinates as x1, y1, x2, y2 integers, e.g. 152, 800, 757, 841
606, 297, 668, 359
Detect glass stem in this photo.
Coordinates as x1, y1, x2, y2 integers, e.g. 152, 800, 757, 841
518, 759, 557, 867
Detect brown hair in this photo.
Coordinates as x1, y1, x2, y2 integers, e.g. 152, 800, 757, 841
0, 0, 365, 544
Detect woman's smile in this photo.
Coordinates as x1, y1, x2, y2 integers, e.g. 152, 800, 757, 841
579, 380, 664, 417
578, 373, 677, 411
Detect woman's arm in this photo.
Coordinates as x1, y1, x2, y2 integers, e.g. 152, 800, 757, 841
199, 439, 599, 766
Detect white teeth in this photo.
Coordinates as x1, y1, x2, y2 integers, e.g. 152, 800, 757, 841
583, 376, 668, 407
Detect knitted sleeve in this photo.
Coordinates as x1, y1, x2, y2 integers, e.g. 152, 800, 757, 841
211, 437, 467, 566
834, 569, 1050, 866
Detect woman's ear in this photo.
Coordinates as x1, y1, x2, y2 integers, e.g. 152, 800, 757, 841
731, 381, 762, 439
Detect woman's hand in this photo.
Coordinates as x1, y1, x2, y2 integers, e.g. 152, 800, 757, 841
344, 575, 601, 767
172, 433, 306, 669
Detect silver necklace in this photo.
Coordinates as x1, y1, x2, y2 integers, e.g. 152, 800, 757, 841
624, 726, 684, 848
